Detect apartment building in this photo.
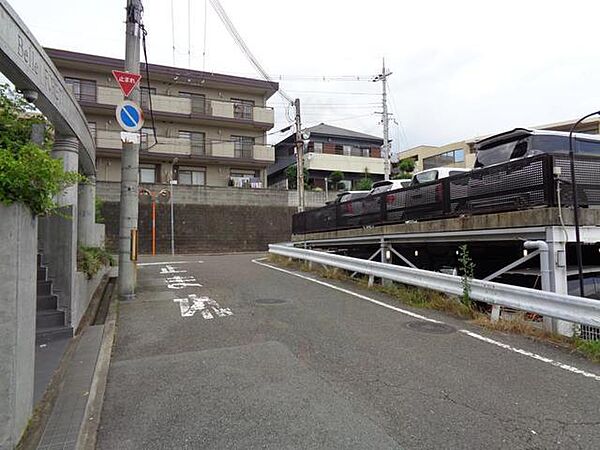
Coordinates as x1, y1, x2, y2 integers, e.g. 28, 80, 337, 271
268, 123, 384, 190
46, 48, 278, 187
398, 117, 600, 172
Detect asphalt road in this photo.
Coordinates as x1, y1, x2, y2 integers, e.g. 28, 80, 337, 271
97, 253, 600, 449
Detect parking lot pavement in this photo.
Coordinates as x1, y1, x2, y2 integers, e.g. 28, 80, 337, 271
97, 253, 600, 449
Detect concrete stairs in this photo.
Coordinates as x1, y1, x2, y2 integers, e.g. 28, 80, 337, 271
36, 253, 73, 343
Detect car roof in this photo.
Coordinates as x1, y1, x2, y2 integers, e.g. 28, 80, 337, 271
476, 128, 600, 150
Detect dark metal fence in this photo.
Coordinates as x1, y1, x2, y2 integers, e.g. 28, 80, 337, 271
292, 154, 600, 234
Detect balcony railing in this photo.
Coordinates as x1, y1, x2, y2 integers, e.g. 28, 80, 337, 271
94, 87, 274, 124
96, 130, 274, 162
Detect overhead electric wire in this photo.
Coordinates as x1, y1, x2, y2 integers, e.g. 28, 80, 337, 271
170, 0, 176, 65
202, 0, 208, 70
187, 0, 191, 68
208, 0, 293, 108
139, 24, 159, 150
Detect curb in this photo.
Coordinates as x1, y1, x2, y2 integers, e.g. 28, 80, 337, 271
75, 282, 119, 449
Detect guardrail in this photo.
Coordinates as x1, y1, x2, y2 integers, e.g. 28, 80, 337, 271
269, 244, 600, 328
292, 154, 600, 234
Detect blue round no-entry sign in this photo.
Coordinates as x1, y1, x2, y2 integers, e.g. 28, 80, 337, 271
116, 100, 144, 132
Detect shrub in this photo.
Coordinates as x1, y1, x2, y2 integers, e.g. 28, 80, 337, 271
77, 246, 115, 279
0, 143, 82, 215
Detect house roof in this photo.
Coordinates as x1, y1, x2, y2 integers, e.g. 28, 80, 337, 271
44, 48, 279, 98
305, 123, 383, 143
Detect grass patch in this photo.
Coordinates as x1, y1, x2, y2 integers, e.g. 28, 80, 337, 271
267, 253, 600, 364
574, 338, 600, 363
267, 253, 477, 319
77, 246, 115, 279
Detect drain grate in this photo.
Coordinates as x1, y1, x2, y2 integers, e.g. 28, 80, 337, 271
255, 298, 287, 305
405, 321, 456, 335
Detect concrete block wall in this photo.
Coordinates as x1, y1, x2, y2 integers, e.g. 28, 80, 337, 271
0, 204, 37, 448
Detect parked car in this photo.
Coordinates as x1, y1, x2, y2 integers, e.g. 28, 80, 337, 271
410, 167, 471, 185
474, 128, 600, 168
368, 179, 412, 196
334, 190, 370, 204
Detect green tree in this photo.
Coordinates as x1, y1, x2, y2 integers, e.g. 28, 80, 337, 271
356, 168, 373, 191
329, 170, 344, 190
393, 157, 416, 180
0, 84, 81, 215
285, 164, 309, 189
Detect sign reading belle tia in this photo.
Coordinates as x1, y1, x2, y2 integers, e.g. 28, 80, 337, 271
116, 100, 144, 132
112, 70, 141, 97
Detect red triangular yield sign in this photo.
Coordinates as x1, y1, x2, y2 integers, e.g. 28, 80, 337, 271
112, 70, 142, 97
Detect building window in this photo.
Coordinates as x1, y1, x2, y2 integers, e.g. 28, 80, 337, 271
343, 145, 352, 156
140, 86, 156, 110
232, 135, 255, 159
313, 142, 323, 153
179, 130, 205, 155
423, 149, 465, 170
180, 91, 206, 114
335, 144, 343, 155
64, 77, 96, 102
362, 147, 370, 157
178, 167, 206, 185
230, 169, 262, 188
139, 164, 157, 184
231, 98, 254, 120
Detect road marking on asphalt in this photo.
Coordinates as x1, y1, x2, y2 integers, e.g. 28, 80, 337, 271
253, 259, 600, 382
165, 275, 202, 289
459, 330, 600, 381
251, 259, 442, 324
173, 294, 233, 319
160, 265, 187, 274
137, 261, 204, 266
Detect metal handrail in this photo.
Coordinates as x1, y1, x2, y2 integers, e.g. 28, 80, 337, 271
269, 244, 600, 328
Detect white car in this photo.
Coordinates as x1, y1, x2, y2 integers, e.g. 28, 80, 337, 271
368, 179, 412, 196
410, 167, 471, 185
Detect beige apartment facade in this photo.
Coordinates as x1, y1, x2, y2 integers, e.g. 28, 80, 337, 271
46, 48, 278, 188
398, 117, 600, 172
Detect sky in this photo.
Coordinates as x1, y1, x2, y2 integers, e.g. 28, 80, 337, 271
8, 0, 600, 155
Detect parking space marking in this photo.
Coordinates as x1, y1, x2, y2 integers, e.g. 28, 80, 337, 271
173, 294, 233, 319
253, 259, 600, 382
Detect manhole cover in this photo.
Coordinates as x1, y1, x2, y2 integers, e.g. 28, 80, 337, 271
405, 321, 456, 334
255, 298, 287, 305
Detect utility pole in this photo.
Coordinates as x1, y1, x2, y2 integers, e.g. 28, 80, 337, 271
294, 98, 305, 212
374, 59, 392, 181
118, 0, 143, 300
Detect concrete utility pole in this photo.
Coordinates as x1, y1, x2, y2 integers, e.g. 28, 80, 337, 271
375, 59, 392, 181
294, 98, 305, 212
118, 0, 143, 300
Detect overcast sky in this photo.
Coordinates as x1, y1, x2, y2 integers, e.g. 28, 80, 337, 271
9, 0, 600, 154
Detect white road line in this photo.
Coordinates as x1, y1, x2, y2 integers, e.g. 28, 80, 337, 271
137, 261, 204, 266
251, 259, 443, 324
252, 259, 600, 382
458, 330, 600, 381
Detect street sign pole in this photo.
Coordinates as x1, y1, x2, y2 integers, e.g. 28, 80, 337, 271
118, 0, 143, 301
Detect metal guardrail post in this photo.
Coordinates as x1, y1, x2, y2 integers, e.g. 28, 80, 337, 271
269, 244, 600, 328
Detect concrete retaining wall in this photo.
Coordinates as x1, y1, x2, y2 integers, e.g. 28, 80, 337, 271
0, 204, 37, 448
73, 266, 110, 331
101, 202, 295, 254
97, 182, 298, 254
